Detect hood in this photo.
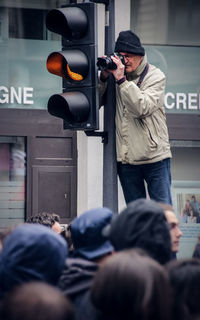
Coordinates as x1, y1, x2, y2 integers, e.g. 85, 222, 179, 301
71, 207, 114, 260
58, 257, 98, 298
0, 224, 68, 297
105, 199, 172, 265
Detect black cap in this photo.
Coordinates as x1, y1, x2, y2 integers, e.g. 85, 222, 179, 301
115, 30, 145, 56
104, 199, 172, 265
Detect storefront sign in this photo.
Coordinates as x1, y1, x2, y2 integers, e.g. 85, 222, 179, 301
165, 92, 200, 110
0, 86, 34, 105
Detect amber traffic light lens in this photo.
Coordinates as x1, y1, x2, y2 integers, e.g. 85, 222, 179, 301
66, 64, 83, 81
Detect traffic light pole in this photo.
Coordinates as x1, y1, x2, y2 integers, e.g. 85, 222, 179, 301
86, 0, 118, 212
68, 0, 118, 212
103, 0, 118, 212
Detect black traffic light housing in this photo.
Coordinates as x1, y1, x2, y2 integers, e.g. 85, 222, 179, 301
46, 2, 99, 131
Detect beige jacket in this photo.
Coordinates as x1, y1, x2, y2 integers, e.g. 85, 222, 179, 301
99, 55, 172, 165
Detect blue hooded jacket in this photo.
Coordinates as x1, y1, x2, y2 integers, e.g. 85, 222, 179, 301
0, 224, 68, 297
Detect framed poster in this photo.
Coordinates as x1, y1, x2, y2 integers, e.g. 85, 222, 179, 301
172, 181, 200, 258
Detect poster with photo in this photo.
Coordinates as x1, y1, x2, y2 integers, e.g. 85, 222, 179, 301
177, 193, 200, 224
172, 182, 200, 258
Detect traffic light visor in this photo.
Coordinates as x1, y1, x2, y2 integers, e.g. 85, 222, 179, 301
46, 7, 88, 40
48, 92, 90, 123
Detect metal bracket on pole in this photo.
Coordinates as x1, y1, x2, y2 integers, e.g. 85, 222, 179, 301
85, 130, 108, 144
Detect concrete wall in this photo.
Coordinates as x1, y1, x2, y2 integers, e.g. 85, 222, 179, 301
77, 0, 130, 215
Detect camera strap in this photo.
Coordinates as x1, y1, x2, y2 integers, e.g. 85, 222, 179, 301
137, 63, 149, 88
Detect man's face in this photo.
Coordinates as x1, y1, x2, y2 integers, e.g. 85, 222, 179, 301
52, 221, 62, 234
165, 210, 182, 253
120, 52, 143, 73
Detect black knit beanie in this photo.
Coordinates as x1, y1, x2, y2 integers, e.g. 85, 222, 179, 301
115, 30, 145, 56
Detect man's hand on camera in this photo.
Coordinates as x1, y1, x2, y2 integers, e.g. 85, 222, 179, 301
110, 55, 125, 81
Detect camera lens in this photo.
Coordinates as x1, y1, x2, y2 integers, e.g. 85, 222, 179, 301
97, 56, 117, 71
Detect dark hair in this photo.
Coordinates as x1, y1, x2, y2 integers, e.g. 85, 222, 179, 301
0, 282, 75, 320
26, 212, 60, 228
52, 213, 60, 222
166, 258, 200, 320
91, 249, 171, 320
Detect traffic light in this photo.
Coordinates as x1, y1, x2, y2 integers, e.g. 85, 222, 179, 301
45, 2, 99, 131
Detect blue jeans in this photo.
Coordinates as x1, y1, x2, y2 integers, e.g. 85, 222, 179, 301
117, 158, 172, 205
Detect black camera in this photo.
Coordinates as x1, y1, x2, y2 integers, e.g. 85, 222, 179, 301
97, 53, 125, 71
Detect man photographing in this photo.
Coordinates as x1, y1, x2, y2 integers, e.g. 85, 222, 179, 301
99, 30, 172, 205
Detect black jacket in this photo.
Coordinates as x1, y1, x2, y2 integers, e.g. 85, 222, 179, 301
58, 257, 99, 320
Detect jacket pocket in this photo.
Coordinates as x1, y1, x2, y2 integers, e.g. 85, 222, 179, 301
139, 118, 158, 148
128, 118, 158, 162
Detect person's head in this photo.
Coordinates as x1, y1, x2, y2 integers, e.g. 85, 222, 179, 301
166, 258, 200, 320
159, 203, 182, 254
0, 282, 75, 320
191, 195, 196, 202
70, 207, 114, 262
91, 249, 171, 320
26, 212, 62, 234
104, 198, 172, 264
0, 224, 68, 297
115, 30, 144, 73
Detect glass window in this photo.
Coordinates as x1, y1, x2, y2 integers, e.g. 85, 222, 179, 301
144, 46, 200, 114
0, 0, 68, 110
9, 8, 47, 40
131, 0, 200, 46
131, 0, 200, 115
0, 136, 26, 230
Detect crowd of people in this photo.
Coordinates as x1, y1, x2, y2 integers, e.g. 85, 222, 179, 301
0, 198, 200, 320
